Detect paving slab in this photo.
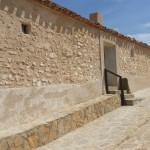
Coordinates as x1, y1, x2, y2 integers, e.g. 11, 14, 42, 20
36, 88, 150, 150
116, 120, 150, 150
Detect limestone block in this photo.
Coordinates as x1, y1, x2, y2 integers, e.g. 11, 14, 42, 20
15, 75, 21, 82
38, 125, 49, 144
58, 118, 65, 137
4, 63, 11, 68
62, 49, 73, 58
43, 44, 50, 51
49, 130, 57, 142
40, 63, 45, 67
64, 115, 72, 133
71, 120, 77, 130
27, 47, 35, 53
33, 78, 38, 83
9, 51, 18, 55
49, 121, 58, 141
32, 62, 36, 67
37, 81, 42, 87
38, 70, 44, 74
0, 58, 4, 62
51, 120, 58, 131
0, 140, 9, 150
77, 52, 82, 57
49, 53, 57, 59
0, 74, 7, 80
45, 68, 50, 72
72, 111, 81, 121
7, 137, 15, 147
28, 134, 39, 148
14, 135, 23, 146
24, 141, 30, 150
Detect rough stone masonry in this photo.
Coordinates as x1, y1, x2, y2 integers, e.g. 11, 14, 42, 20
0, 0, 149, 91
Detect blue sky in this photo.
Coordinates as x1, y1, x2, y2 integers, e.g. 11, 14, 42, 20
51, 0, 150, 45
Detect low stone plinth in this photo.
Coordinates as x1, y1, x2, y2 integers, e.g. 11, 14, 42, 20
0, 94, 121, 150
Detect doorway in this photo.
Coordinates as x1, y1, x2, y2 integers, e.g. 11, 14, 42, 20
104, 42, 117, 86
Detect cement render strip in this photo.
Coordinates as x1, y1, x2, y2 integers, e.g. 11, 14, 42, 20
36, 88, 150, 150
0, 95, 113, 139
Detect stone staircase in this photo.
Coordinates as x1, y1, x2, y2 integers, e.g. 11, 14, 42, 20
108, 86, 144, 106
0, 94, 121, 150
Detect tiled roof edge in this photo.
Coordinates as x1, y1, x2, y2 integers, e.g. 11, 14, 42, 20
36, 0, 150, 49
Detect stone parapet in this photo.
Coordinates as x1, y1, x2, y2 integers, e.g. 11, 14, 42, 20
0, 81, 102, 131
0, 94, 121, 150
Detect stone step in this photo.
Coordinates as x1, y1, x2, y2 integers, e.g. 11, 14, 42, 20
108, 86, 118, 91
108, 90, 128, 94
107, 87, 135, 99
108, 90, 120, 94
107, 90, 143, 106
125, 97, 144, 106
124, 93, 134, 99
108, 91, 144, 106
0, 94, 121, 150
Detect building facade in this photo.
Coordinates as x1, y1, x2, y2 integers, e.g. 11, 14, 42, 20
0, 0, 150, 136
0, 0, 150, 92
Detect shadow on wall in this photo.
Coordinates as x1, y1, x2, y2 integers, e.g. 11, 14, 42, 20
0, 0, 99, 37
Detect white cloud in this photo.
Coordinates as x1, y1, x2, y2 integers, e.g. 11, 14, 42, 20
128, 33, 150, 45
143, 22, 150, 28
144, 23, 150, 28
113, 28, 119, 32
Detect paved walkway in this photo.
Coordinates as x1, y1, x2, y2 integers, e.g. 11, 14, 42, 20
36, 88, 150, 150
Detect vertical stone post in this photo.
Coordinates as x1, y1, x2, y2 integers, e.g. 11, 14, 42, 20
99, 33, 106, 94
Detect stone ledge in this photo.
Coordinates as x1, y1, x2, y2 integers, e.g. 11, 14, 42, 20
0, 94, 121, 150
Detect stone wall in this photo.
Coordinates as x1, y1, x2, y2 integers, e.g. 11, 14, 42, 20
0, 0, 101, 88
0, 0, 150, 92
118, 40, 150, 76
117, 39, 150, 91
100, 30, 150, 91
